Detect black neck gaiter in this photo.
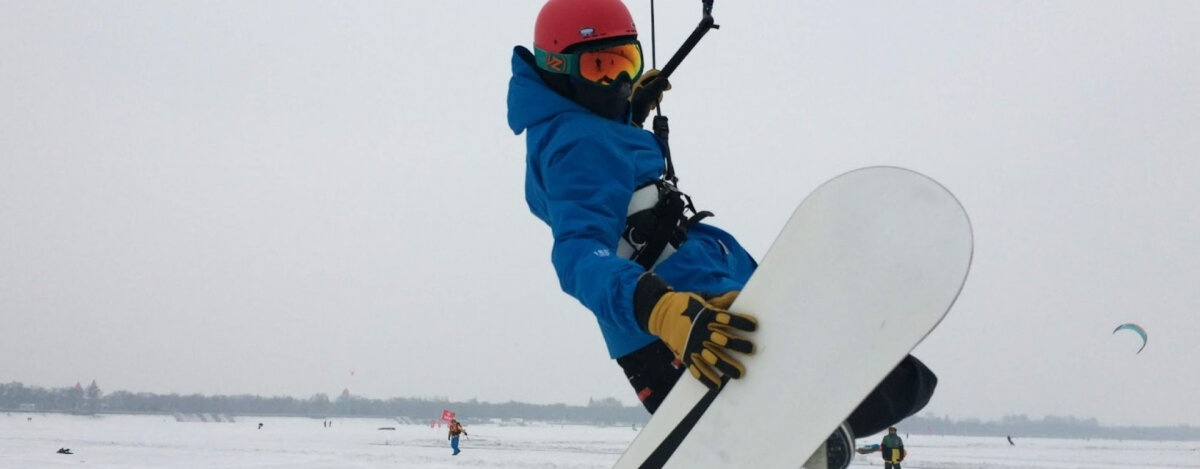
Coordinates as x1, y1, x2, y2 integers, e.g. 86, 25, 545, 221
566, 74, 632, 121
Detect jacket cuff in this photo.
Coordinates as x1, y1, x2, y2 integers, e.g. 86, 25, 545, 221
633, 272, 672, 331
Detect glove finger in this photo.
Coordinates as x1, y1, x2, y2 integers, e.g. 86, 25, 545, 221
703, 291, 739, 310
638, 69, 671, 90
687, 355, 722, 390
645, 76, 671, 93
632, 75, 667, 97
713, 311, 757, 332
706, 326, 755, 354
700, 345, 746, 379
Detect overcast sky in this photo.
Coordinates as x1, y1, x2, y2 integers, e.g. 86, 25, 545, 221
2, 1, 1198, 428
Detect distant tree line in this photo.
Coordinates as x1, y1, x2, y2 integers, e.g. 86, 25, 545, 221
4, 381, 1196, 440
899, 413, 1200, 442
0, 382, 648, 425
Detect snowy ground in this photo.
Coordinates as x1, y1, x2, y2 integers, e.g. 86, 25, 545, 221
2, 413, 1198, 468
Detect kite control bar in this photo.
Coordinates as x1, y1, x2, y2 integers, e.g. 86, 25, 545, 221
657, 0, 719, 80
648, 0, 719, 182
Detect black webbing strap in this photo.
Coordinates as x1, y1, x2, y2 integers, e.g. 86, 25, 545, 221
625, 182, 713, 271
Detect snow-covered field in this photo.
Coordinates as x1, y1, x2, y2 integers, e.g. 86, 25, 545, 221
2, 413, 1198, 468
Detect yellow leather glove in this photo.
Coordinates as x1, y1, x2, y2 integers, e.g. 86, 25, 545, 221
633, 273, 757, 390
629, 69, 671, 128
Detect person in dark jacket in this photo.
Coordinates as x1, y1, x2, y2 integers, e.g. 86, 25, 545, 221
881, 427, 905, 468
507, 0, 938, 465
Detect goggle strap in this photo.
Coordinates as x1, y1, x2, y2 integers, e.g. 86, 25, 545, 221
534, 47, 577, 76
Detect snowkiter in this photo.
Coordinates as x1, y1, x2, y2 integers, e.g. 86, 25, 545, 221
509, 0, 757, 413
882, 427, 905, 469
507, 0, 938, 465
448, 419, 467, 455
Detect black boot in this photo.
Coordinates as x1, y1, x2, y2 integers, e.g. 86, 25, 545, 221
802, 422, 854, 469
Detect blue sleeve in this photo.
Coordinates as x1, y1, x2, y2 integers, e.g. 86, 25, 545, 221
541, 135, 647, 335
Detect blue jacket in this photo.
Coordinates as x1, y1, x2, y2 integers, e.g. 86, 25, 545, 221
506, 47, 756, 358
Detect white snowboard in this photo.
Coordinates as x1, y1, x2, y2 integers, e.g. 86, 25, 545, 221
613, 166, 973, 468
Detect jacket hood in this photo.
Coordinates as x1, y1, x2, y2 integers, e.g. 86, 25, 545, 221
507, 46, 593, 135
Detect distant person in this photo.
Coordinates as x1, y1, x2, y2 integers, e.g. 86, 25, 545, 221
1007, 435, 1015, 446
882, 427, 905, 469
448, 419, 468, 455
257, 422, 263, 430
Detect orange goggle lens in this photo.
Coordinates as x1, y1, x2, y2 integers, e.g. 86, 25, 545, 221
576, 42, 643, 85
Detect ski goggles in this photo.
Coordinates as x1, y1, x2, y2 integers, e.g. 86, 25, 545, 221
535, 41, 644, 86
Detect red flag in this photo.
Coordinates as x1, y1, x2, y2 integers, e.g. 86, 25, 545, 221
441, 410, 455, 422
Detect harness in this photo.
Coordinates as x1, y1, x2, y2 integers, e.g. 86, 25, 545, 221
617, 139, 712, 270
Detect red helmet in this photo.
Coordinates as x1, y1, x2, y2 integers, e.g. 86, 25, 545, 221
534, 0, 638, 54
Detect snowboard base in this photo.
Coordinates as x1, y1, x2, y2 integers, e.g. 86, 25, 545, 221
613, 166, 973, 469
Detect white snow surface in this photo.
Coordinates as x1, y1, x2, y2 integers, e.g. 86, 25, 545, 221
2, 413, 1198, 468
